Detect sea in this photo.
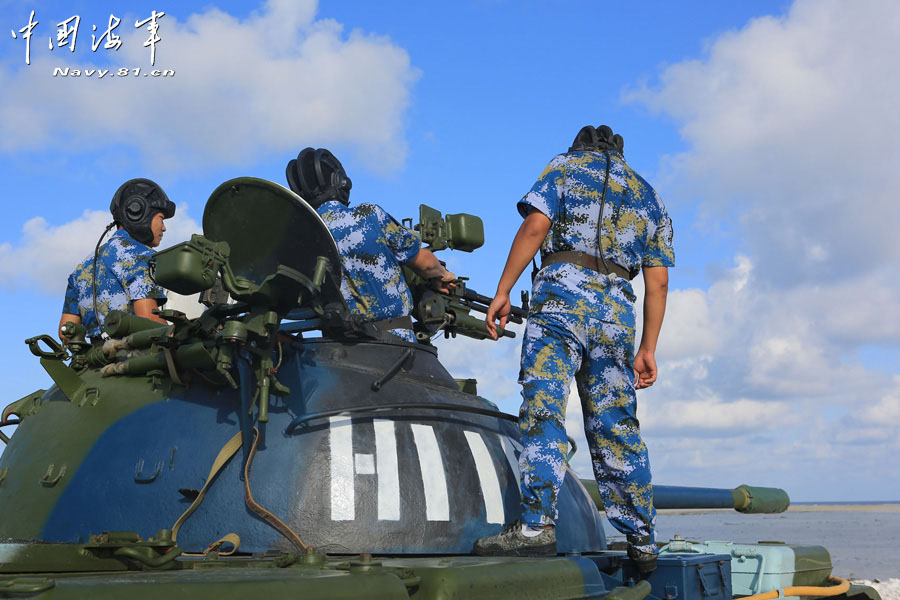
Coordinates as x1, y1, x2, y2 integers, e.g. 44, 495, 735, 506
602, 504, 899, 598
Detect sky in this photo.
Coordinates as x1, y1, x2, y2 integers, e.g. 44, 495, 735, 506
1, 0, 898, 503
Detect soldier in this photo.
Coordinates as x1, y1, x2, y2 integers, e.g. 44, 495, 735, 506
286, 148, 455, 341
474, 125, 674, 573
59, 178, 175, 342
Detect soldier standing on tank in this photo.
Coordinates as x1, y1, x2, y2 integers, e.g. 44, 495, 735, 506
286, 148, 455, 341
474, 125, 674, 573
59, 178, 175, 343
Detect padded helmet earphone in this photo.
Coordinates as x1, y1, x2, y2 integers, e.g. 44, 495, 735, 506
286, 147, 352, 209
109, 178, 175, 245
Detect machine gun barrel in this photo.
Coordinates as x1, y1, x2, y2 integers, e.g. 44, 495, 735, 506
580, 480, 790, 514
460, 289, 528, 324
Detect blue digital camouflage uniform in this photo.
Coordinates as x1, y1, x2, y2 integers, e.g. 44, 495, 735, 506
62, 229, 167, 338
317, 201, 422, 342
517, 150, 674, 553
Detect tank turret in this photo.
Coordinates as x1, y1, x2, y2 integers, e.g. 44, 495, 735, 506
0, 178, 602, 556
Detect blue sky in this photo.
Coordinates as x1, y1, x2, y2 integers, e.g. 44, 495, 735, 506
1, 0, 898, 502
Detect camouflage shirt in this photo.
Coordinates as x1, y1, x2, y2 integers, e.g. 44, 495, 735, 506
317, 201, 421, 341
62, 229, 167, 337
519, 150, 674, 328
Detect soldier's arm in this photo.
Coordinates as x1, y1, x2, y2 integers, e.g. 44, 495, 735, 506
133, 298, 168, 325
406, 248, 456, 293
485, 210, 552, 339
58, 313, 81, 343
634, 266, 668, 389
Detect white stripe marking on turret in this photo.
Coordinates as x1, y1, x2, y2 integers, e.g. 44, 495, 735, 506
329, 416, 355, 520
501, 436, 522, 492
355, 453, 375, 474
465, 431, 504, 524
374, 419, 400, 520
410, 424, 450, 521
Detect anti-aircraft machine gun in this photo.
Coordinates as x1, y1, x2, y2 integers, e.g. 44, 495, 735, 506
0, 178, 878, 600
401, 204, 529, 343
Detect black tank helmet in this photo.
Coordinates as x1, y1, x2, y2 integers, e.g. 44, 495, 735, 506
285, 147, 352, 209
109, 178, 175, 245
568, 125, 624, 155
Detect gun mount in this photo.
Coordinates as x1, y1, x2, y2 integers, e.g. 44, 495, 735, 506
402, 204, 529, 342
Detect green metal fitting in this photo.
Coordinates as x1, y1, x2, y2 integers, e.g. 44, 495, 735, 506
104, 311, 168, 339
606, 580, 652, 600
733, 484, 791, 514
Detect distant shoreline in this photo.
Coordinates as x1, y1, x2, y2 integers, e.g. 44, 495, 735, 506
656, 503, 900, 514
786, 503, 900, 512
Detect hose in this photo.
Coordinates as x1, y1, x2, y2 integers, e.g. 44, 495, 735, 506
243, 427, 307, 551
172, 426, 306, 555
91, 222, 116, 337
596, 150, 614, 275
741, 575, 850, 600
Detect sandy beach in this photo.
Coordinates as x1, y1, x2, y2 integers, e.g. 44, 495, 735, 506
787, 504, 900, 512
854, 579, 899, 600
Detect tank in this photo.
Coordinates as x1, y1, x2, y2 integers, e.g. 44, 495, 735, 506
0, 178, 881, 600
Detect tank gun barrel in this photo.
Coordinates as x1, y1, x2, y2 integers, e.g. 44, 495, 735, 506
580, 480, 790, 514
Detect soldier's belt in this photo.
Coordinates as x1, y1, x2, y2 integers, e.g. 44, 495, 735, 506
372, 315, 414, 331
541, 251, 633, 280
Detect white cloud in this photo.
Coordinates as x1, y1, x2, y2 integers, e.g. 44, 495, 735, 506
643, 397, 788, 432
627, 0, 900, 285
0, 0, 418, 172
0, 208, 200, 294
860, 379, 900, 425
615, 0, 900, 497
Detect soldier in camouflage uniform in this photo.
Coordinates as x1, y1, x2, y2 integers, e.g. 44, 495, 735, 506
286, 148, 454, 341
475, 126, 674, 571
59, 178, 175, 341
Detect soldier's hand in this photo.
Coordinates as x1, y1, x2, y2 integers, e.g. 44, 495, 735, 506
633, 348, 658, 389
485, 292, 511, 340
432, 269, 457, 294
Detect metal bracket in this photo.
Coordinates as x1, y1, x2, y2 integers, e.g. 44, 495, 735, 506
76, 387, 101, 408
696, 565, 712, 596
25, 335, 67, 360
371, 347, 414, 391
40, 464, 66, 486
717, 560, 729, 588
84, 530, 182, 570
134, 459, 164, 483
0, 577, 55, 594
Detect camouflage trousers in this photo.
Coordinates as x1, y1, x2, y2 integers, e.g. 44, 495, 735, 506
517, 312, 656, 552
